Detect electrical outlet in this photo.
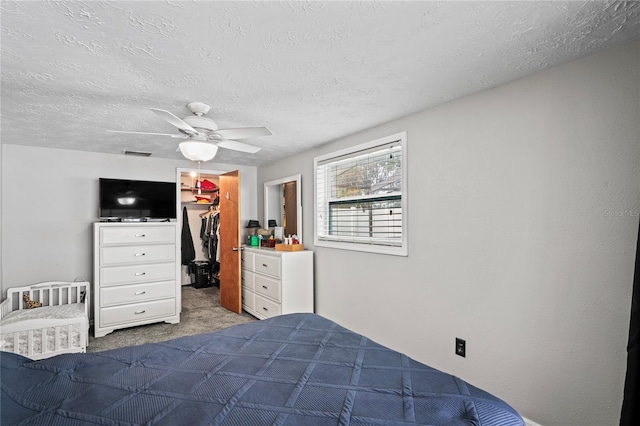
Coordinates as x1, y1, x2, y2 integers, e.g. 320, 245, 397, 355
455, 338, 466, 357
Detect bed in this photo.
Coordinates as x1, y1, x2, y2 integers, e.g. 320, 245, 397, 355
1, 313, 524, 425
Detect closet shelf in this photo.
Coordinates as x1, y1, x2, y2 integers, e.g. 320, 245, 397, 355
181, 187, 219, 192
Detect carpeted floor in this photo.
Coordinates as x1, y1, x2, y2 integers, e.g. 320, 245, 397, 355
88, 285, 257, 352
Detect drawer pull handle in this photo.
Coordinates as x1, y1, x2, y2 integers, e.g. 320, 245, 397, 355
134, 310, 146, 314
135, 291, 146, 295
262, 285, 268, 289
262, 307, 268, 311
135, 253, 146, 257
262, 264, 268, 267
135, 272, 146, 276
134, 234, 146, 238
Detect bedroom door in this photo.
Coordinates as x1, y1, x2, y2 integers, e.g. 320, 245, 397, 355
218, 170, 242, 313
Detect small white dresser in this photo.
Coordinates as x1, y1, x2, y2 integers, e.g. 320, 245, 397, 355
241, 247, 313, 319
93, 222, 180, 337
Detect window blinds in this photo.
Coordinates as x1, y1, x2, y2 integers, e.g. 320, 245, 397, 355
316, 138, 403, 248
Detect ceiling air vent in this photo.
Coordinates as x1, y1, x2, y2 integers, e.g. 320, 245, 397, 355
124, 150, 152, 157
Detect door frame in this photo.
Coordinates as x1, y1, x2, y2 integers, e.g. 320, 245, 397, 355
175, 167, 241, 310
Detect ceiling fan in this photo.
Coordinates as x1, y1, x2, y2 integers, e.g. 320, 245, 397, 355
108, 102, 271, 161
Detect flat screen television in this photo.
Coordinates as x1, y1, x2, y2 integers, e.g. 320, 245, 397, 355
99, 178, 176, 221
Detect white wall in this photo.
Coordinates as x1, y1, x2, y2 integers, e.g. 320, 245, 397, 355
258, 40, 640, 426
0, 146, 257, 296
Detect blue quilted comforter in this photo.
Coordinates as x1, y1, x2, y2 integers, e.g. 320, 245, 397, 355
2, 313, 524, 425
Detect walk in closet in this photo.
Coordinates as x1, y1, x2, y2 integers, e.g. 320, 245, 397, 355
180, 171, 221, 288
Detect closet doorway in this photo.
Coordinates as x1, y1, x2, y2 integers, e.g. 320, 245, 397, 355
176, 167, 242, 314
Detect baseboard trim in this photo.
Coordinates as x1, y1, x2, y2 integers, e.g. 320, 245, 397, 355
523, 417, 544, 426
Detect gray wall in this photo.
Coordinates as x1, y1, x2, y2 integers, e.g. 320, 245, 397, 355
0, 145, 257, 295
0, 144, 3, 288
257, 40, 640, 426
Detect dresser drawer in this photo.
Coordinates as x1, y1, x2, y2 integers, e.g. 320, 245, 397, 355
254, 294, 281, 319
254, 254, 281, 278
100, 262, 175, 287
241, 251, 255, 271
100, 226, 175, 245
100, 280, 175, 306
241, 269, 255, 290
100, 299, 175, 327
242, 287, 255, 312
100, 244, 175, 266
254, 274, 281, 302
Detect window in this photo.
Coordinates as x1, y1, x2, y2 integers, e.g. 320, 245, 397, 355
314, 132, 407, 256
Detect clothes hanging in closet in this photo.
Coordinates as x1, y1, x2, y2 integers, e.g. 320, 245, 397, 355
206, 212, 220, 262
200, 206, 220, 263
181, 206, 195, 265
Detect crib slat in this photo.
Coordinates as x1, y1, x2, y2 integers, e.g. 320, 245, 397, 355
1, 300, 11, 318
27, 330, 34, 356
12, 332, 19, 352
54, 326, 61, 351
40, 328, 46, 354
67, 324, 73, 349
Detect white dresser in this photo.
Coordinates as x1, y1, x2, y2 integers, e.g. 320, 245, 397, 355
241, 247, 313, 319
93, 222, 180, 337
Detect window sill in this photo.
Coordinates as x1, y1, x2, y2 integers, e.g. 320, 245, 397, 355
314, 238, 408, 256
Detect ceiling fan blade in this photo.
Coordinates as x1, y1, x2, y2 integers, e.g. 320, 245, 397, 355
107, 130, 187, 138
150, 108, 197, 135
214, 127, 271, 140
216, 139, 262, 153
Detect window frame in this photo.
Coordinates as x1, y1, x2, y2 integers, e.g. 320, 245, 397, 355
314, 131, 408, 256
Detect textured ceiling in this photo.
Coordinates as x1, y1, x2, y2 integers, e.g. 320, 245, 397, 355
1, 1, 639, 166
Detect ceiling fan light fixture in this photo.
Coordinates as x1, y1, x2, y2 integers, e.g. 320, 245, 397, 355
109, 102, 265, 157
179, 141, 219, 162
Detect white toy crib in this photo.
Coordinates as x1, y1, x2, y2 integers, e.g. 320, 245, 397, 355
0, 281, 90, 360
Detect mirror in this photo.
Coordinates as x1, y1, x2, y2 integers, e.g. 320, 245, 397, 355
264, 174, 302, 243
